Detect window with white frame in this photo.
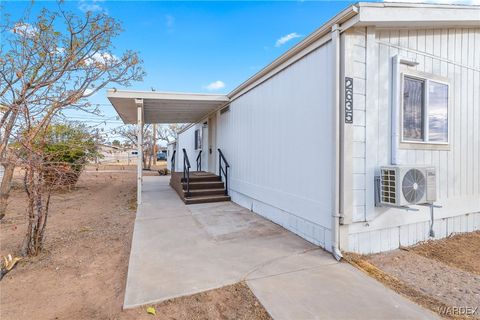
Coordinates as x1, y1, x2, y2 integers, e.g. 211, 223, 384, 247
402, 74, 449, 144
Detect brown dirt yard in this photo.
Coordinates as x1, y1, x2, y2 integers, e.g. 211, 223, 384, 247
346, 231, 480, 320
0, 166, 270, 320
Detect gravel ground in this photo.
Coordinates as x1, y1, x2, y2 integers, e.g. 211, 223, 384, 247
365, 232, 480, 319
368, 250, 480, 313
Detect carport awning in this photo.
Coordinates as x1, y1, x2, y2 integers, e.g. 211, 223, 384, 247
107, 89, 230, 124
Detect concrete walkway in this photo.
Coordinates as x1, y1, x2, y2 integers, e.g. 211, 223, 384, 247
124, 176, 438, 319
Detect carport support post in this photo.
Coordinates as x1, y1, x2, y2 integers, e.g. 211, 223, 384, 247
136, 98, 144, 205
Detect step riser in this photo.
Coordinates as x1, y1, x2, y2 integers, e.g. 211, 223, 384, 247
184, 190, 226, 197
184, 196, 231, 205
172, 172, 229, 205
182, 182, 224, 190
181, 177, 220, 183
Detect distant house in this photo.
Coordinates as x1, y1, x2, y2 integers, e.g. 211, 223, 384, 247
108, 2, 480, 257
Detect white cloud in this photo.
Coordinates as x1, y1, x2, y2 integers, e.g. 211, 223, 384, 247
204, 80, 225, 91
78, 0, 106, 13
384, 0, 480, 4
10, 23, 38, 38
275, 32, 302, 47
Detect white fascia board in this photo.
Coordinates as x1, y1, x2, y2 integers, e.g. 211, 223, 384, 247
107, 89, 229, 102
356, 3, 480, 27
358, 2, 480, 9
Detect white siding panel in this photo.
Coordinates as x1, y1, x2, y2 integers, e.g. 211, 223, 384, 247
214, 41, 335, 247
176, 125, 199, 172
346, 27, 480, 253
347, 28, 368, 222
348, 212, 480, 254
363, 27, 480, 220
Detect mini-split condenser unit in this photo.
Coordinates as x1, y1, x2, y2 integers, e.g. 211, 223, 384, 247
379, 166, 437, 206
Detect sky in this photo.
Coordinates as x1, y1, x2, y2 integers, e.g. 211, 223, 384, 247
2, 0, 478, 143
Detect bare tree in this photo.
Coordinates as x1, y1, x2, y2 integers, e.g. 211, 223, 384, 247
0, 3, 144, 255
156, 124, 187, 144
116, 125, 153, 169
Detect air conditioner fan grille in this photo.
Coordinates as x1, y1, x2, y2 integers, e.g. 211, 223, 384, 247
402, 169, 426, 204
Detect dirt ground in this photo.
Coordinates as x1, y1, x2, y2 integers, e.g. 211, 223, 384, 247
0, 166, 270, 320
120, 282, 271, 320
348, 232, 480, 320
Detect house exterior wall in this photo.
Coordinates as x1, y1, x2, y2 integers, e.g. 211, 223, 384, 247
176, 22, 479, 255
166, 143, 176, 171
177, 40, 336, 249
343, 27, 480, 254
176, 124, 200, 172
215, 40, 335, 249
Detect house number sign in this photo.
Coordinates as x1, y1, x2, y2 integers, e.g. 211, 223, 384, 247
345, 77, 353, 124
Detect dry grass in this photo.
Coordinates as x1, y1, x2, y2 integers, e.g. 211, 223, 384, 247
410, 231, 480, 276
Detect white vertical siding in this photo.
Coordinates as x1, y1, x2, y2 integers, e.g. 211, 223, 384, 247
348, 211, 480, 254
216, 41, 335, 247
345, 28, 368, 223
372, 27, 480, 200
166, 143, 175, 171
346, 27, 480, 253
176, 125, 200, 172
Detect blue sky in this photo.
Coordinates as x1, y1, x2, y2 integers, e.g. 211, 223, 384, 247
4, 0, 362, 141
4, 0, 476, 142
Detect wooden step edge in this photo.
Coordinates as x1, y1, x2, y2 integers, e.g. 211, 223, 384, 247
183, 188, 227, 195
184, 195, 231, 205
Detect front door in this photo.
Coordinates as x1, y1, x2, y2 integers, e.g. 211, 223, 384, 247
208, 113, 217, 174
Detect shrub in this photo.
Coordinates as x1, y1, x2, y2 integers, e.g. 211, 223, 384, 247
39, 124, 98, 188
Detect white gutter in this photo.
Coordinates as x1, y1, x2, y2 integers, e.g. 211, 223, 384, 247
331, 23, 343, 261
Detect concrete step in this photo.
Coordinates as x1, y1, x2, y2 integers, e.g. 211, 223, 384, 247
184, 195, 231, 205
181, 175, 221, 183
184, 188, 227, 197
182, 181, 225, 190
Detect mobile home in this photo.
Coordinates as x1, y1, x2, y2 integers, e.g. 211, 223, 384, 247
108, 2, 480, 256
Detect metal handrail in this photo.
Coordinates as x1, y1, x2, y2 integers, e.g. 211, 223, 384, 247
196, 150, 202, 171
182, 148, 191, 197
170, 149, 176, 173
218, 149, 230, 196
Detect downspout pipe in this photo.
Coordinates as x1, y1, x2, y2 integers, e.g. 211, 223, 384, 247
331, 23, 343, 261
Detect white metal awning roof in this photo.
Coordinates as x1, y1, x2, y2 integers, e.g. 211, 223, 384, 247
107, 89, 229, 124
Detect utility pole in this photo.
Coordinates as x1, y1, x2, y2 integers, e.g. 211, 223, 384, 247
153, 123, 157, 165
